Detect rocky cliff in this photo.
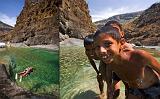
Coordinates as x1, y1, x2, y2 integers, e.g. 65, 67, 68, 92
5, 0, 60, 45
95, 11, 143, 29
59, 0, 95, 41
0, 21, 13, 31
123, 2, 160, 46
0, 21, 13, 42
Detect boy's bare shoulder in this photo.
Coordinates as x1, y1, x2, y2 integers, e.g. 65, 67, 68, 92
133, 49, 147, 54
131, 49, 153, 60
122, 49, 151, 64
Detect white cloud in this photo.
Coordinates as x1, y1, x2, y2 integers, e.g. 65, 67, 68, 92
0, 12, 16, 27
91, 6, 145, 22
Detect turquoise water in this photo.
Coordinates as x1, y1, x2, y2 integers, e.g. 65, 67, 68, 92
0, 47, 59, 95
61, 46, 160, 99
60, 46, 125, 99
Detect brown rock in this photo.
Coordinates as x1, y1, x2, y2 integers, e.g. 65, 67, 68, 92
123, 3, 160, 46
0, 21, 13, 42
6, 0, 60, 46
95, 11, 143, 29
1, 0, 95, 43
59, 0, 96, 39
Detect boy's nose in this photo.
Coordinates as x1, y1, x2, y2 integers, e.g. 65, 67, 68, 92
100, 46, 107, 53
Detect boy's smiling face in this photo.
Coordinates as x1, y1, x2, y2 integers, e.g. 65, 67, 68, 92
94, 33, 121, 64
85, 44, 96, 59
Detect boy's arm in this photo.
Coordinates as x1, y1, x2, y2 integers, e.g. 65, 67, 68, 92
18, 71, 25, 75
88, 58, 99, 74
106, 65, 114, 99
139, 50, 160, 74
18, 70, 27, 75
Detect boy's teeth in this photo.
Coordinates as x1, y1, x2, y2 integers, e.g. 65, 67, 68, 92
102, 56, 107, 59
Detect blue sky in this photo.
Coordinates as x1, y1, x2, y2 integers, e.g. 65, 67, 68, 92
87, 0, 160, 22
0, 0, 24, 26
0, 0, 159, 26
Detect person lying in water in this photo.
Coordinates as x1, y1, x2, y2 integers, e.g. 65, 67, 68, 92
84, 21, 134, 98
94, 22, 160, 99
18, 67, 34, 77
16, 67, 34, 82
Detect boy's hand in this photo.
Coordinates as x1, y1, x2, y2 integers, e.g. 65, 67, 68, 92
97, 73, 102, 82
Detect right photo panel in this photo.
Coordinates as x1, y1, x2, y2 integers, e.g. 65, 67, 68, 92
60, 0, 160, 99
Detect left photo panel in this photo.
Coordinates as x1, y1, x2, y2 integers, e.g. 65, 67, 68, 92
0, 0, 59, 99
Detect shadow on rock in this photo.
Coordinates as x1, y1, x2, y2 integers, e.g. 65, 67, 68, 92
30, 82, 44, 92
73, 90, 99, 99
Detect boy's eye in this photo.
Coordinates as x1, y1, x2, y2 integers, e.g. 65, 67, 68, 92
86, 49, 89, 51
104, 41, 112, 48
95, 45, 100, 50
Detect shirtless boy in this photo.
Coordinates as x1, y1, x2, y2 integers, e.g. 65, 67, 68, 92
94, 23, 160, 99
84, 20, 134, 98
84, 34, 107, 98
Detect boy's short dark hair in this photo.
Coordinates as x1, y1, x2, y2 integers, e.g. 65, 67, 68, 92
84, 34, 94, 47
94, 25, 121, 42
104, 20, 123, 31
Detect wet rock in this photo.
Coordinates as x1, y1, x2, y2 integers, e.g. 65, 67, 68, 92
134, 41, 142, 46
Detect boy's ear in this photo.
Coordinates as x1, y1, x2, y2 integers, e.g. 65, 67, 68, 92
120, 38, 125, 45
121, 31, 125, 37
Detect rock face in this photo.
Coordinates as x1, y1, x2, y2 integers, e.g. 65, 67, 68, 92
0, 21, 13, 42
6, 0, 60, 46
0, 21, 13, 32
95, 11, 143, 29
1, 0, 95, 43
59, 0, 95, 41
123, 3, 160, 46
0, 64, 57, 99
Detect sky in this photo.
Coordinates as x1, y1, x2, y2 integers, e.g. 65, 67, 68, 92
87, 0, 160, 22
0, 0, 159, 26
0, 0, 24, 26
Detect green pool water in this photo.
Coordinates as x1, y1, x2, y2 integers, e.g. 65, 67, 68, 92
60, 46, 160, 99
0, 47, 59, 95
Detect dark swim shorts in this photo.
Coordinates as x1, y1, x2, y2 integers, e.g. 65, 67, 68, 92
128, 82, 160, 99
112, 72, 121, 81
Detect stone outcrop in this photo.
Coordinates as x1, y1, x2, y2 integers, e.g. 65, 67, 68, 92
59, 0, 96, 41
123, 3, 160, 46
0, 21, 13, 32
0, 21, 13, 42
95, 11, 143, 29
0, 64, 57, 99
1, 0, 95, 43
5, 0, 60, 46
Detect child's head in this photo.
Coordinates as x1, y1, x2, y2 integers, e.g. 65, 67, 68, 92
84, 34, 96, 58
93, 21, 124, 63
84, 34, 94, 47
104, 20, 124, 38
94, 25, 121, 42
94, 20, 125, 43
104, 20, 122, 30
